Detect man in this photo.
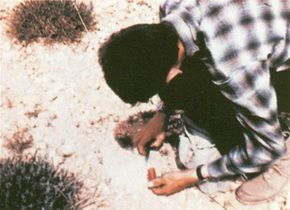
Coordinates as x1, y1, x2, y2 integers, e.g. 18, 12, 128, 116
98, 0, 290, 204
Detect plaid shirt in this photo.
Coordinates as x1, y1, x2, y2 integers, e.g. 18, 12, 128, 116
160, 0, 289, 178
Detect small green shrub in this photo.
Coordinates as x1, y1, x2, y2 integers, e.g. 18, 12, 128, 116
8, 0, 96, 45
0, 154, 84, 210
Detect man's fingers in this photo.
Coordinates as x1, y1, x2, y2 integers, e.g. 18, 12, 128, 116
148, 178, 165, 189
151, 187, 166, 195
137, 144, 146, 155
149, 181, 169, 196
132, 129, 143, 145
133, 128, 152, 150
151, 187, 172, 196
151, 132, 165, 148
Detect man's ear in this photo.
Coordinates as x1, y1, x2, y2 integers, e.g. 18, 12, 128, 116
177, 41, 185, 65
166, 40, 184, 84
166, 67, 183, 83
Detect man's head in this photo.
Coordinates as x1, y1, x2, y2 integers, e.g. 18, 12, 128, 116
98, 22, 179, 104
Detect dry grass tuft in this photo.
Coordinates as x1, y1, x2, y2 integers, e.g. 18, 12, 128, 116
7, 0, 96, 45
3, 127, 34, 156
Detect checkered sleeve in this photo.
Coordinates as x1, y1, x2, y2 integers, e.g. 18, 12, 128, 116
207, 61, 287, 178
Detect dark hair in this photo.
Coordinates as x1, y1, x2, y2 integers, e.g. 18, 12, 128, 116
98, 22, 179, 104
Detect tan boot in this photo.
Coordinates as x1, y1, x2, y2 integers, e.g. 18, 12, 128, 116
235, 138, 290, 205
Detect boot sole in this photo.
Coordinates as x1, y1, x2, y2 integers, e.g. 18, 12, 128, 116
235, 184, 286, 205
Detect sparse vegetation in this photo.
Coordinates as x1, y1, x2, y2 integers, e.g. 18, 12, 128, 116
0, 154, 85, 210
7, 0, 96, 45
3, 127, 33, 156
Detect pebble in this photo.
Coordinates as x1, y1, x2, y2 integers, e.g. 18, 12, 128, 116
57, 144, 75, 158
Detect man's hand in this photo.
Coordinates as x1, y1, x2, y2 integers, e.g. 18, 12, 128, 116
148, 169, 198, 196
133, 112, 166, 155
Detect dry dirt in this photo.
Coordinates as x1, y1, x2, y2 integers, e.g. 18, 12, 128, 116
0, 0, 289, 210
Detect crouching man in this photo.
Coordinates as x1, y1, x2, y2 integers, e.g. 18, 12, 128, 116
98, 0, 290, 204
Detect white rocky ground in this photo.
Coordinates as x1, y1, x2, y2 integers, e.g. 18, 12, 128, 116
0, 0, 289, 209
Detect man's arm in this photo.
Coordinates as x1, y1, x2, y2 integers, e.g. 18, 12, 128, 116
133, 111, 166, 155
147, 62, 287, 196
207, 61, 286, 178
148, 165, 210, 196
134, 106, 184, 155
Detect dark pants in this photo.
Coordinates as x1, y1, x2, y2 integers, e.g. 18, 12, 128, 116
271, 68, 290, 113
